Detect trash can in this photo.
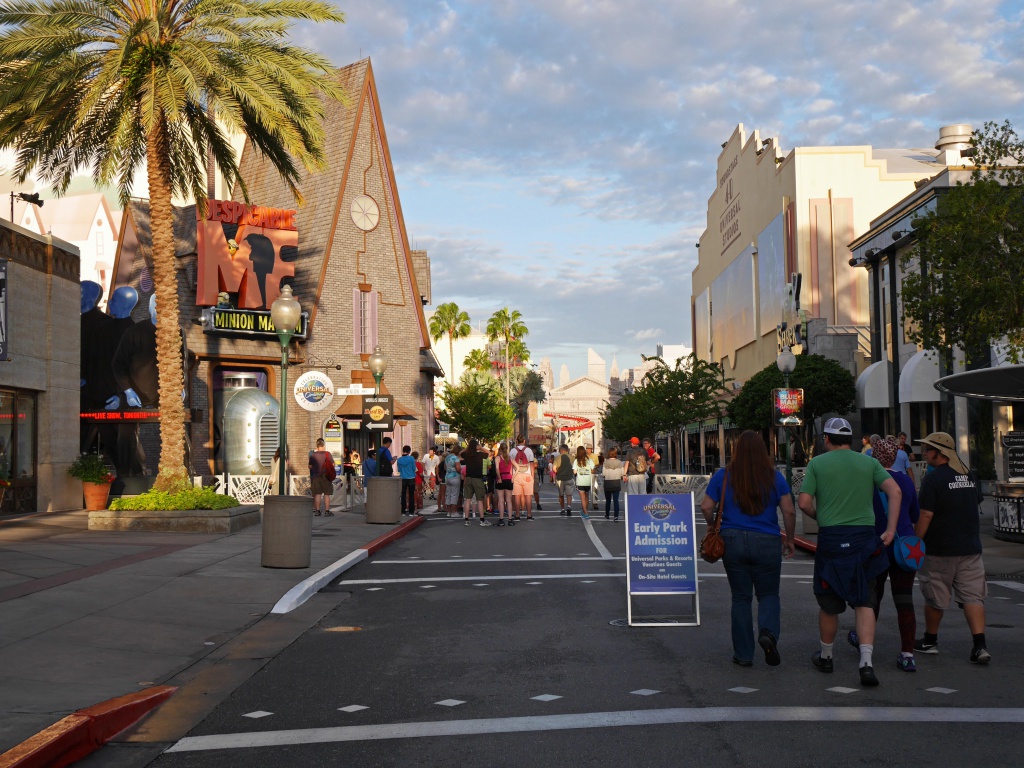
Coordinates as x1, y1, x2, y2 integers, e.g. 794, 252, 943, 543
365, 476, 402, 524
261, 495, 313, 568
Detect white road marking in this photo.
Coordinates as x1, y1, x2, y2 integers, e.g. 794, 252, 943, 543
630, 689, 660, 696
729, 687, 757, 694
994, 596, 1010, 600
420, 585, 436, 589
242, 711, 273, 719
341, 574, 815, 586
581, 580, 596, 583
531, 694, 563, 702
582, 518, 615, 560
372, 557, 622, 564
827, 687, 858, 694
526, 581, 543, 585
927, 688, 957, 694
435, 699, 466, 707
990, 581, 1024, 593
473, 583, 488, 587
338, 705, 368, 713
365, 588, 384, 592
167, 707, 1024, 752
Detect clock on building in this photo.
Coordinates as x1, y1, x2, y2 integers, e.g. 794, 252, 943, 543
350, 195, 380, 231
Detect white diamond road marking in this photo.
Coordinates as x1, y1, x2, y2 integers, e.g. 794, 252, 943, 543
631, 689, 660, 696
526, 581, 543, 585
450, 555, 463, 558
492, 554, 505, 557
576, 552, 590, 556
535, 553, 547, 556
581, 580, 596, 583
798, 581, 812, 584
338, 705, 368, 713
531, 694, 563, 702
474, 583, 489, 587
435, 699, 466, 707
420, 585, 437, 589
994, 596, 1011, 600
729, 687, 758, 694
242, 711, 273, 719
928, 687, 958, 694
827, 687, 858, 694
366, 588, 383, 592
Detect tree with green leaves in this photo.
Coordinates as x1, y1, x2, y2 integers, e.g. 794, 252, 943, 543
727, 354, 856, 460
429, 302, 472, 387
438, 381, 514, 444
511, 369, 546, 439
463, 348, 492, 373
0, 0, 345, 490
901, 120, 1024, 364
486, 307, 528, 404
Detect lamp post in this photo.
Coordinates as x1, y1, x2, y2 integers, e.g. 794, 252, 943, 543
270, 285, 301, 494
367, 345, 387, 475
776, 345, 797, 488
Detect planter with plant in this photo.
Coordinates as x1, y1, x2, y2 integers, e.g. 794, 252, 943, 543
68, 453, 115, 511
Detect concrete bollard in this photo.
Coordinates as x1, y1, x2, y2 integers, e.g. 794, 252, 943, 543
365, 476, 402, 524
261, 495, 313, 568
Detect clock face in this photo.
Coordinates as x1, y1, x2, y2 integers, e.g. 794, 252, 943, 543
350, 195, 380, 231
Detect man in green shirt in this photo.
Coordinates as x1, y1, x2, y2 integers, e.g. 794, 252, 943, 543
798, 418, 901, 687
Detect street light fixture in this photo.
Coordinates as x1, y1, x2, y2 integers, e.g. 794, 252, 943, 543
367, 345, 387, 475
270, 285, 301, 494
776, 345, 797, 488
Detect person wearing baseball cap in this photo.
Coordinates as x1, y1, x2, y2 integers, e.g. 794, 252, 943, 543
624, 438, 647, 497
798, 416, 902, 687
913, 432, 990, 664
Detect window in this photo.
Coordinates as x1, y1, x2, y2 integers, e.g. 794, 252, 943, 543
352, 289, 378, 354
0, 389, 36, 513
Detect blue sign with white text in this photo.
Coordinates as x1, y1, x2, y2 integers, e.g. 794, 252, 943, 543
625, 494, 697, 594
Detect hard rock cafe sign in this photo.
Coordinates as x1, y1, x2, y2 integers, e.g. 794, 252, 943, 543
196, 199, 299, 310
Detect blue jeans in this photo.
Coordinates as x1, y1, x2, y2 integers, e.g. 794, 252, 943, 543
721, 528, 783, 662
604, 488, 620, 517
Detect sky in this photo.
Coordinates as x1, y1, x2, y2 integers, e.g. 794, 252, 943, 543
8, 1, 1024, 382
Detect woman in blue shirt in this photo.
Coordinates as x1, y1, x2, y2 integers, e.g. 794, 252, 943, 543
701, 430, 796, 668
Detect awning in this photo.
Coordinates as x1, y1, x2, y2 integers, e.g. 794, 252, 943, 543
935, 364, 1024, 401
856, 360, 891, 409
899, 350, 941, 403
332, 386, 421, 421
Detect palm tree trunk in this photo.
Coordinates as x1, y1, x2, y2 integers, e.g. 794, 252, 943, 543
146, 116, 189, 491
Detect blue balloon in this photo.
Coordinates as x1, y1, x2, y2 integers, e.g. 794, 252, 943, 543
81, 281, 102, 313
108, 286, 139, 318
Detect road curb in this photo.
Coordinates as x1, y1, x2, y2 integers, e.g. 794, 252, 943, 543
0, 686, 176, 768
270, 515, 425, 614
794, 535, 816, 553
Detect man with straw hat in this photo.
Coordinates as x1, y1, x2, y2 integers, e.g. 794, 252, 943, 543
913, 432, 990, 664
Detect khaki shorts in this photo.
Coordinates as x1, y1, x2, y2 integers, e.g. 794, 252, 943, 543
919, 553, 987, 608
311, 476, 333, 496
512, 473, 533, 496
463, 476, 487, 501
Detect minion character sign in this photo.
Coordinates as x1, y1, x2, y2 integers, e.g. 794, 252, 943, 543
293, 371, 335, 412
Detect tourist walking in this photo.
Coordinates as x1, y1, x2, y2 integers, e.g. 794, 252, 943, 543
602, 448, 624, 520
798, 418, 901, 687
378, 437, 394, 476
413, 451, 425, 512
308, 438, 335, 517
397, 445, 417, 516
625, 437, 648, 497
553, 443, 575, 516
461, 438, 490, 526
573, 446, 595, 519
702, 431, 796, 667
494, 441, 515, 526
914, 432, 991, 664
510, 435, 535, 521
643, 438, 660, 493
422, 447, 440, 500
443, 447, 461, 517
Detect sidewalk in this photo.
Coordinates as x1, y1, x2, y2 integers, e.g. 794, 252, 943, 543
794, 496, 1024, 578
0, 498, 421, 756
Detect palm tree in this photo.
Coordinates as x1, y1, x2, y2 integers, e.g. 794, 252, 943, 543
486, 307, 528, 404
511, 369, 546, 439
429, 302, 471, 388
463, 348, 492, 373
0, 0, 344, 490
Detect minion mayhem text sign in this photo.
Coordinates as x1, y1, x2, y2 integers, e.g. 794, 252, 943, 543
625, 494, 697, 594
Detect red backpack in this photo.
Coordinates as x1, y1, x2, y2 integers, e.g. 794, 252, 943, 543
512, 447, 532, 476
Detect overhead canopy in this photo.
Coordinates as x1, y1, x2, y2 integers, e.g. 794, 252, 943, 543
899, 350, 941, 403
934, 364, 1024, 402
333, 383, 420, 421
856, 360, 891, 409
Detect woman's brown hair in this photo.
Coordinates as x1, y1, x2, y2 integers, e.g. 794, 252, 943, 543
575, 445, 589, 467
728, 430, 776, 516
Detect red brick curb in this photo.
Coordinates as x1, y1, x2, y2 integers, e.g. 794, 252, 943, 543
0, 685, 176, 768
794, 535, 816, 553
362, 514, 425, 555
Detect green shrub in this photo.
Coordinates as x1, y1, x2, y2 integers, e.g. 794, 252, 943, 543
109, 486, 240, 511
68, 452, 115, 483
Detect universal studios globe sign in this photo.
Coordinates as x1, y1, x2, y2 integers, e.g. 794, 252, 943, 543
293, 371, 335, 412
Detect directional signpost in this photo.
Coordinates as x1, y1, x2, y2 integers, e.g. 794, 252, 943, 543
361, 395, 394, 431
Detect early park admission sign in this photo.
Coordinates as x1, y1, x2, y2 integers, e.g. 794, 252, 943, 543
624, 493, 700, 626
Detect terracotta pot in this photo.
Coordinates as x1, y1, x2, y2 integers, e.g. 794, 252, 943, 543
83, 481, 111, 511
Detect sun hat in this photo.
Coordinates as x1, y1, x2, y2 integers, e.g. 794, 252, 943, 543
916, 432, 969, 475
630, 437, 640, 445
823, 417, 853, 436
873, 437, 898, 468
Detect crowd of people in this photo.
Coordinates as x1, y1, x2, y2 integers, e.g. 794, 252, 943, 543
701, 419, 990, 689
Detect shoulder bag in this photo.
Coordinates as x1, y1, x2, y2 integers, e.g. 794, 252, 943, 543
699, 468, 727, 564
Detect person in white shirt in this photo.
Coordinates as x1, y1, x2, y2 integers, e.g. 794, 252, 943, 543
422, 447, 440, 500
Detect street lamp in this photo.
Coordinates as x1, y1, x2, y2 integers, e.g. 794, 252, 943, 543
270, 285, 301, 494
367, 345, 387, 475
776, 345, 797, 487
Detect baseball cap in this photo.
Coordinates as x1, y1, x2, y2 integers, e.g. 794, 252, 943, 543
916, 432, 970, 475
823, 417, 853, 436
630, 437, 640, 445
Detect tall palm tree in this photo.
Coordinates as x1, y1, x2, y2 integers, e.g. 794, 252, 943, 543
429, 302, 471, 388
0, 0, 344, 490
486, 307, 528, 405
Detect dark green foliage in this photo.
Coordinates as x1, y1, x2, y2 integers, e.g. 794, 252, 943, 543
109, 487, 239, 511
438, 381, 516, 443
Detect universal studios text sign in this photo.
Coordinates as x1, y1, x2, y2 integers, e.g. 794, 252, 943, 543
293, 371, 335, 412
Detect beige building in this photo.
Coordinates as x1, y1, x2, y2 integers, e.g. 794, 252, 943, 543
692, 124, 942, 386
0, 220, 81, 513
543, 348, 620, 452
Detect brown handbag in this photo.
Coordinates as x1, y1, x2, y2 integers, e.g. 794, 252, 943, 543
699, 468, 727, 563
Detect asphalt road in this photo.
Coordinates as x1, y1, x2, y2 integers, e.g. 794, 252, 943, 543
148, 483, 1024, 767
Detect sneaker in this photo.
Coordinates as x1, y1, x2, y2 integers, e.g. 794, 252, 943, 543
580, 512, 590, 519
536, 504, 543, 510
811, 652, 834, 674
497, 519, 505, 527
970, 647, 991, 664
479, 520, 491, 527
464, 519, 469, 526
758, 630, 781, 667
508, 518, 516, 526
732, 657, 753, 668
914, 638, 939, 655
847, 629, 860, 651
859, 665, 879, 687
896, 654, 916, 672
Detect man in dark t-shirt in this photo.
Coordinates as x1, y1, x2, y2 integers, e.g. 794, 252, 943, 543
914, 432, 990, 664
461, 438, 490, 525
